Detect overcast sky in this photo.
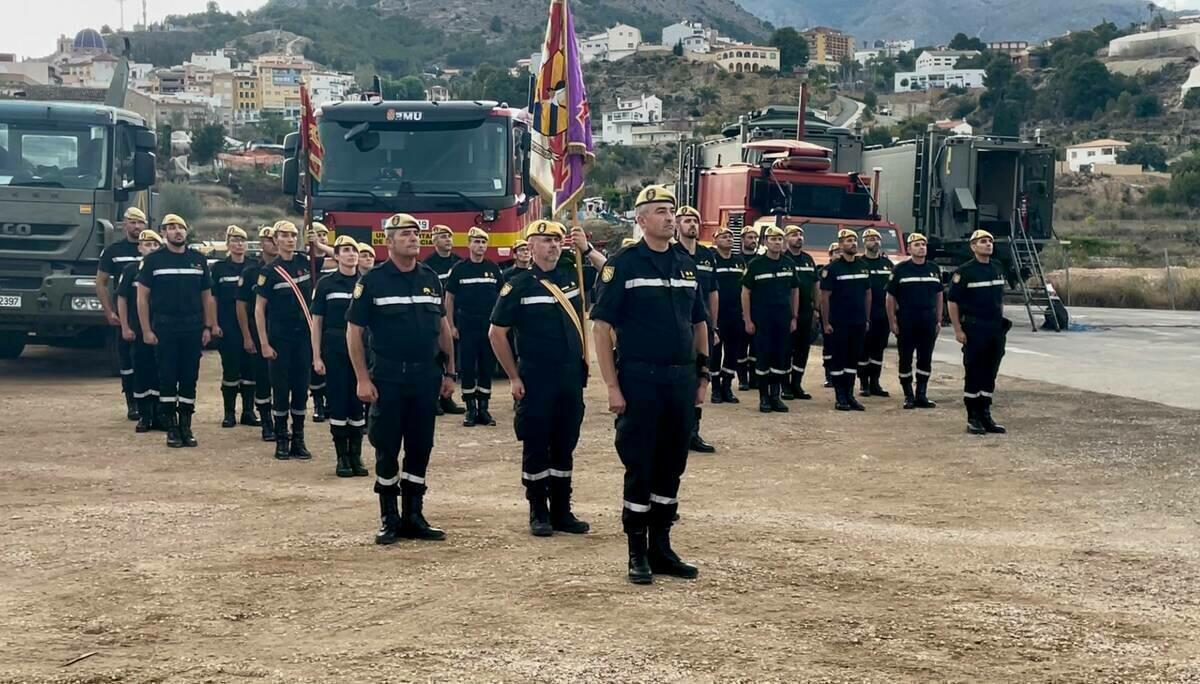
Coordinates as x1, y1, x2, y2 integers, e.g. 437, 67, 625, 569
7, 0, 1200, 62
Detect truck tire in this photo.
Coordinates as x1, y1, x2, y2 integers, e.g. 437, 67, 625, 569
0, 332, 27, 360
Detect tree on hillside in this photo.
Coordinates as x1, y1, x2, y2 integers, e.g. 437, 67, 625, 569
673, 40, 684, 57
991, 100, 1021, 137
253, 112, 292, 145
769, 27, 809, 72
863, 126, 893, 147
1133, 94, 1162, 118
948, 33, 986, 51
1168, 155, 1200, 206
1184, 89, 1200, 109
380, 75, 427, 100
489, 15, 503, 32
190, 123, 226, 166
1118, 142, 1168, 171
1060, 58, 1118, 120
862, 90, 878, 111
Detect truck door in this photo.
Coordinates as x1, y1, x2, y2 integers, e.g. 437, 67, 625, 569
1021, 147, 1055, 240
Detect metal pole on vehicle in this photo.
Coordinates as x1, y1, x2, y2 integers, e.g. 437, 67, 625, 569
1164, 248, 1176, 311
1061, 240, 1071, 308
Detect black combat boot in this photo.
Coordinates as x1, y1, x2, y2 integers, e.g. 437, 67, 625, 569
439, 395, 466, 415
780, 373, 795, 401
549, 480, 590, 534
914, 376, 937, 409
259, 405, 275, 441
273, 416, 290, 459
769, 381, 789, 413
311, 389, 326, 423
135, 397, 155, 433
125, 390, 139, 421
434, 399, 444, 416
710, 377, 723, 404
824, 367, 834, 388
791, 370, 812, 400
476, 395, 496, 426
901, 378, 916, 409
333, 427, 353, 478
846, 376, 867, 411
290, 414, 312, 460
648, 526, 699, 579
374, 491, 402, 545
400, 488, 446, 541
858, 370, 872, 397
737, 365, 750, 392
527, 485, 553, 537
164, 406, 184, 448
834, 374, 851, 411
151, 402, 168, 432
178, 405, 198, 447
626, 528, 653, 585
966, 398, 987, 435
348, 427, 369, 476
239, 387, 260, 425
869, 367, 891, 397
462, 396, 478, 427
721, 373, 739, 403
689, 407, 716, 453
221, 387, 238, 428
758, 382, 772, 413
979, 398, 1007, 434
747, 364, 759, 390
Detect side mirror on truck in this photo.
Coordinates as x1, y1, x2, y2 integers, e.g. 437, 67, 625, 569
282, 157, 298, 196
133, 151, 156, 189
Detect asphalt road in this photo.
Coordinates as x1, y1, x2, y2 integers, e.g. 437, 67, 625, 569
830, 95, 862, 127
934, 306, 1200, 411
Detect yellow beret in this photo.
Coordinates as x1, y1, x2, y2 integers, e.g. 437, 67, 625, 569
784, 224, 805, 235
333, 235, 358, 249
124, 207, 147, 222
138, 229, 163, 244
384, 214, 421, 231
762, 226, 786, 238
635, 184, 677, 208
273, 220, 298, 235
837, 228, 857, 240
862, 228, 882, 239
525, 220, 566, 239
713, 226, 733, 237
467, 226, 489, 241
226, 225, 248, 240
970, 229, 994, 242
258, 226, 275, 239
357, 242, 374, 254
675, 205, 701, 219
311, 222, 329, 235
431, 223, 453, 236
160, 213, 187, 229
906, 232, 928, 245
513, 239, 529, 250
828, 242, 840, 252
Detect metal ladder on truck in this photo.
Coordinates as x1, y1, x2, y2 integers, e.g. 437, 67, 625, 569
1009, 195, 1062, 332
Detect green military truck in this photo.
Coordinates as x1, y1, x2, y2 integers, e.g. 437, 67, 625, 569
0, 101, 157, 360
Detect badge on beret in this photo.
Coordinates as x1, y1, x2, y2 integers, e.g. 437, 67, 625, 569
352, 282, 364, 299
257, 274, 267, 287
500, 282, 513, 297
601, 265, 615, 283
952, 273, 961, 284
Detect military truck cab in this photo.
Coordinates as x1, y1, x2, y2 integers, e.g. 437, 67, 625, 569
0, 101, 156, 359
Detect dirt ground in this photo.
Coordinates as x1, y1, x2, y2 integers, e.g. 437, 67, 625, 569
2, 345, 1199, 682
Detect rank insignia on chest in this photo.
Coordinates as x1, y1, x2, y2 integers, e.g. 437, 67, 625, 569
500, 282, 513, 297
257, 274, 267, 287
601, 265, 614, 283
952, 273, 961, 284
352, 282, 364, 299
423, 287, 434, 295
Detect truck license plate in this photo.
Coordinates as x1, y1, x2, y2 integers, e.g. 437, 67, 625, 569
0, 295, 21, 308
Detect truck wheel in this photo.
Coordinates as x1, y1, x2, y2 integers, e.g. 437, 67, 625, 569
0, 332, 27, 360
1043, 301, 1069, 331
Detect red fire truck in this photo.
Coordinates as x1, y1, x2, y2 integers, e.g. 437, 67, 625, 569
283, 100, 540, 260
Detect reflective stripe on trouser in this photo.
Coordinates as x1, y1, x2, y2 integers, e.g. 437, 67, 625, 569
897, 314, 938, 381
615, 367, 696, 532
370, 373, 440, 494
962, 321, 1006, 399
517, 363, 584, 490
827, 322, 867, 380
457, 317, 494, 400
154, 327, 203, 405
132, 340, 160, 399
712, 314, 746, 377
859, 316, 890, 381
752, 313, 790, 378
323, 348, 364, 429
217, 330, 253, 388
117, 335, 135, 394
250, 344, 272, 405
269, 334, 311, 417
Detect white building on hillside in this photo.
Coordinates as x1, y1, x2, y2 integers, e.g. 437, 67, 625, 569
915, 50, 980, 73
934, 119, 973, 135
894, 68, 985, 91
602, 93, 663, 145
1066, 139, 1131, 172
662, 20, 710, 53
578, 24, 642, 63
187, 51, 232, 72
307, 70, 354, 106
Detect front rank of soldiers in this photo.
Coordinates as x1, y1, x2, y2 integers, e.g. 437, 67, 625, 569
819, 229, 870, 412
741, 226, 797, 413
348, 213, 457, 545
887, 233, 943, 410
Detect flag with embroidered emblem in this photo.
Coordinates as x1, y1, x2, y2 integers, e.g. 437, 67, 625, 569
299, 83, 323, 183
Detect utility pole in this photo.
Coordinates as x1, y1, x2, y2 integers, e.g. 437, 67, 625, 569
117, 0, 125, 30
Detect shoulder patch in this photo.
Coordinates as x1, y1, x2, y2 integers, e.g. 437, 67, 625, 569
257, 274, 267, 287
352, 282, 364, 299
820, 268, 828, 278
500, 282, 513, 297
952, 273, 961, 284
237, 276, 244, 287
601, 265, 615, 283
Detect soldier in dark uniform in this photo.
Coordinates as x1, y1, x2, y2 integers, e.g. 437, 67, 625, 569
444, 227, 503, 427
501, 239, 532, 283
348, 213, 457, 545
212, 225, 258, 428
887, 233, 943, 410
489, 219, 591, 537
738, 225, 760, 392
822, 241, 841, 388
948, 229, 1011, 435
710, 226, 745, 404
357, 242, 376, 274
422, 224, 467, 416
96, 206, 148, 421
783, 224, 818, 400
741, 226, 798, 413
256, 220, 315, 460
591, 185, 709, 585
819, 228, 870, 412
136, 214, 218, 448
313, 235, 368, 478
237, 226, 278, 442
675, 205, 717, 453
857, 228, 894, 398
117, 229, 162, 433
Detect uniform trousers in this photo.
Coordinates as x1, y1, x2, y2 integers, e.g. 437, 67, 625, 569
370, 368, 440, 496
614, 362, 696, 533
962, 319, 1007, 401
789, 308, 815, 381
116, 333, 135, 395
323, 345, 364, 429
752, 312, 791, 380
897, 314, 938, 382
711, 313, 746, 380
828, 322, 867, 385
859, 315, 891, 382
268, 332, 311, 419
132, 338, 159, 402
516, 361, 584, 494
457, 315, 494, 400
218, 325, 254, 393
153, 322, 203, 410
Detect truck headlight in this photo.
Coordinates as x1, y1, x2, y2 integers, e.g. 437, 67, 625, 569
70, 296, 103, 311
481, 209, 497, 222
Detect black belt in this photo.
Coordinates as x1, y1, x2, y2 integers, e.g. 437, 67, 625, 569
618, 361, 694, 383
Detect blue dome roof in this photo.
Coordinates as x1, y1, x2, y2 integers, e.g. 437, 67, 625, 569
73, 29, 106, 51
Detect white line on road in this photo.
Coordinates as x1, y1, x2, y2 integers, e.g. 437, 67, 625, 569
1006, 346, 1053, 357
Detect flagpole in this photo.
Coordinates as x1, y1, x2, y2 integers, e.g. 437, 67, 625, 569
301, 85, 318, 279
568, 199, 589, 362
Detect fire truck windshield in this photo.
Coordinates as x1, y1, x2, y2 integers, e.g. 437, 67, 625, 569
750, 177, 874, 220
800, 223, 901, 252
316, 118, 510, 205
